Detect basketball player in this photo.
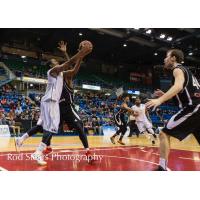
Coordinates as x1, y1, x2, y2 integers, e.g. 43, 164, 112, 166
127, 114, 139, 137
146, 49, 200, 171
33, 50, 95, 165
31, 41, 93, 165
16, 41, 70, 154
132, 97, 156, 145
110, 95, 134, 145
58, 54, 92, 161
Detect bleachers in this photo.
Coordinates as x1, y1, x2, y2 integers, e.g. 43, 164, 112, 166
0, 92, 34, 113
2, 56, 152, 92
2, 59, 48, 78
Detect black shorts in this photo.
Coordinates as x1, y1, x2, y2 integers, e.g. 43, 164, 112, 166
59, 103, 82, 129
162, 104, 200, 143
114, 116, 127, 129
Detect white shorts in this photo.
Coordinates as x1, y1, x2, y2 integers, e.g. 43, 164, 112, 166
136, 120, 153, 133
37, 100, 60, 133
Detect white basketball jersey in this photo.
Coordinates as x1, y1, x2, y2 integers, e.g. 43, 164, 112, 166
132, 104, 148, 122
41, 69, 63, 102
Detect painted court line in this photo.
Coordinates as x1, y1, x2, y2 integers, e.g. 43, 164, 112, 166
0, 146, 144, 157
179, 157, 200, 161
96, 155, 171, 171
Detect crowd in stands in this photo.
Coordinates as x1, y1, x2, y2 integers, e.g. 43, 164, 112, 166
0, 82, 181, 136
0, 84, 40, 134
75, 92, 179, 128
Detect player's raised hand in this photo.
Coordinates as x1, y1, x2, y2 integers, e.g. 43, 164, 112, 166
78, 40, 93, 58
154, 89, 164, 97
57, 41, 67, 53
145, 99, 162, 111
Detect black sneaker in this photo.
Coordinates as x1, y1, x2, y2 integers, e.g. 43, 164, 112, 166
153, 134, 157, 139
154, 165, 167, 171
117, 140, 125, 145
110, 137, 115, 144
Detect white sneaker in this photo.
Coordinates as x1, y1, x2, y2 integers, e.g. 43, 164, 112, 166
31, 152, 47, 166
16, 138, 23, 147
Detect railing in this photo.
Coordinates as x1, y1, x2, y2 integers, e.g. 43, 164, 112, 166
0, 62, 16, 87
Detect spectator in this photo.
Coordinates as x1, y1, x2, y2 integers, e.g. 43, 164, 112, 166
1, 98, 7, 105
15, 104, 23, 117
0, 111, 7, 125
92, 116, 102, 135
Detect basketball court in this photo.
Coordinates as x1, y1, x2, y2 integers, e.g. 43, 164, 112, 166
1, 134, 200, 171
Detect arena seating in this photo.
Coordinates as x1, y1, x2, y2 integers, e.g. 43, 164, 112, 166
0, 85, 178, 131
0, 56, 180, 132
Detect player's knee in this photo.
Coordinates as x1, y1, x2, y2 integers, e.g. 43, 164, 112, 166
37, 125, 43, 132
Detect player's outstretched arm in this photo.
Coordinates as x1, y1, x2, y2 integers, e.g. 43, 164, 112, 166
50, 41, 93, 76
64, 58, 82, 79
122, 103, 135, 114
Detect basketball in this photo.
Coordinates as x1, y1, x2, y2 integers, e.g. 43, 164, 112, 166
79, 40, 93, 51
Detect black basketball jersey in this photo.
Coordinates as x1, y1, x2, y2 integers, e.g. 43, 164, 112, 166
114, 105, 127, 124
172, 64, 200, 108
59, 80, 74, 107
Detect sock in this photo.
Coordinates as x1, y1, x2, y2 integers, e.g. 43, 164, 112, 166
150, 134, 155, 142
36, 142, 47, 154
147, 129, 156, 142
119, 135, 124, 141
20, 133, 29, 142
159, 158, 167, 170
86, 148, 90, 151
148, 128, 156, 139
111, 134, 117, 138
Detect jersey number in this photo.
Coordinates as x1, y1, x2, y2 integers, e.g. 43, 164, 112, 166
192, 76, 200, 89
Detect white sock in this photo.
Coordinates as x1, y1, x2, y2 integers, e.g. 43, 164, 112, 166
36, 142, 47, 154
150, 134, 155, 142
20, 133, 29, 142
159, 158, 167, 170
147, 129, 155, 142
86, 148, 90, 151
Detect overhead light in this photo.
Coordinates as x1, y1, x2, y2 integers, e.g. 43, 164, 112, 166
21, 55, 26, 58
146, 29, 152, 34
160, 34, 166, 39
79, 33, 83, 36
30, 84, 33, 87
167, 36, 173, 41
123, 43, 127, 47
133, 28, 140, 30
154, 52, 158, 56
188, 52, 193, 56
105, 93, 111, 96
